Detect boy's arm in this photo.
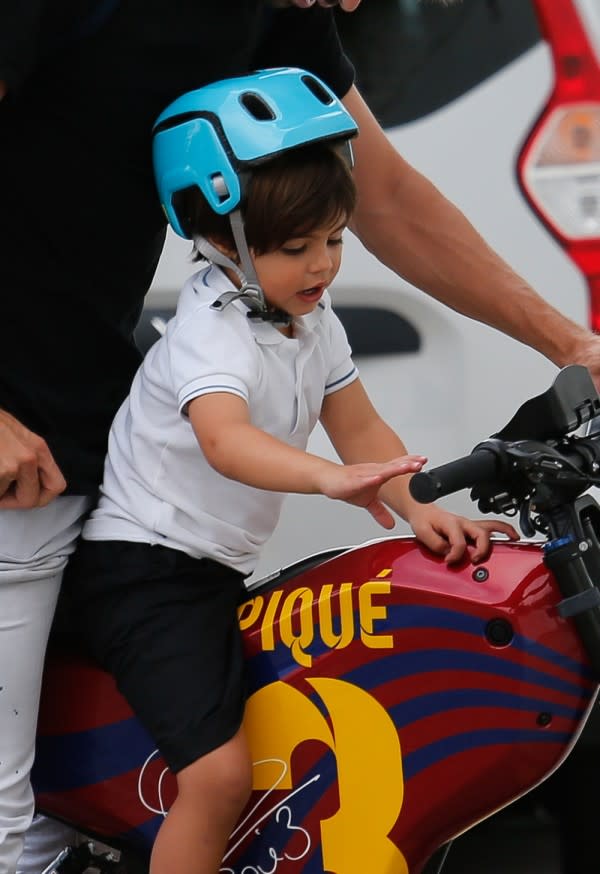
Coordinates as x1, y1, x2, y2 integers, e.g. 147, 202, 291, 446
320, 379, 518, 561
320, 379, 419, 518
187, 392, 424, 529
189, 392, 346, 494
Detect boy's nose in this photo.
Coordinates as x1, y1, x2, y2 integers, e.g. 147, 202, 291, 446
310, 247, 334, 273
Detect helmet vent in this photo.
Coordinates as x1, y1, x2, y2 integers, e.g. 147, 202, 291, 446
240, 93, 276, 121
301, 74, 334, 106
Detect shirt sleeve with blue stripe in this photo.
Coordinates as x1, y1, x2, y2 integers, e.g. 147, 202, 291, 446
323, 303, 359, 395
168, 304, 258, 417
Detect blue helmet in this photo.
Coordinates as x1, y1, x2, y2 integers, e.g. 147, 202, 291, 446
152, 67, 358, 238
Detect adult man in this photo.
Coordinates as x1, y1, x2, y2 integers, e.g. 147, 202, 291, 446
1, 1, 599, 873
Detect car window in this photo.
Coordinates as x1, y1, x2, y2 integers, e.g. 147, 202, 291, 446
336, 0, 542, 127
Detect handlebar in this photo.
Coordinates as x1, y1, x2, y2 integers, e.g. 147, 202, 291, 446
405, 365, 600, 677
409, 446, 500, 504
408, 365, 600, 513
409, 432, 600, 520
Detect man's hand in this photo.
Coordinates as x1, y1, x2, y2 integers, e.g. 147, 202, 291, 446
0, 410, 66, 508
320, 455, 426, 528
567, 333, 600, 395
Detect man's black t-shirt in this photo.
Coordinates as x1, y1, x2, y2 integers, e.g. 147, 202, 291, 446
0, 1, 354, 494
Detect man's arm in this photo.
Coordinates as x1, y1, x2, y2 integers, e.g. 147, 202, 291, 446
0, 3, 68, 506
343, 86, 600, 382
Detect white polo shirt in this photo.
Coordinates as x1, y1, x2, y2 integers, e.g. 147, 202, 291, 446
82, 264, 358, 574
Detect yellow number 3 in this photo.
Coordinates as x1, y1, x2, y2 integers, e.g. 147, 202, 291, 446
244, 678, 409, 874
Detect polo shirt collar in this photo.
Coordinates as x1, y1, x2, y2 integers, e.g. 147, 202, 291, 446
202, 264, 326, 345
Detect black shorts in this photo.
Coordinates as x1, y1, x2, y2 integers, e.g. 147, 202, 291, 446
64, 540, 247, 773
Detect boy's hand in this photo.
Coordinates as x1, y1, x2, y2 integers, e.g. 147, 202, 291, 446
320, 455, 426, 529
407, 505, 519, 564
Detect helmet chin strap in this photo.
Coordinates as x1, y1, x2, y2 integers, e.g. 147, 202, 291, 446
196, 210, 291, 325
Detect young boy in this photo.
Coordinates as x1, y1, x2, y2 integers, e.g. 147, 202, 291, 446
65, 69, 517, 874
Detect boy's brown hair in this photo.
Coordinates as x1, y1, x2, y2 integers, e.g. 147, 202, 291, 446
174, 141, 356, 256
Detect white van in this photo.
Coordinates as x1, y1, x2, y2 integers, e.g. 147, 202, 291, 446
142, 0, 600, 580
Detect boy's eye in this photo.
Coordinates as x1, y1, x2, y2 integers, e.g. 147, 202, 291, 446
280, 232, 344, 255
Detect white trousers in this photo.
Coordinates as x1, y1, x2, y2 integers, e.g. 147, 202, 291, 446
0, 497, 91, 874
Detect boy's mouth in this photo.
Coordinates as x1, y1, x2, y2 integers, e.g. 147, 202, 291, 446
298, 283, 325, 301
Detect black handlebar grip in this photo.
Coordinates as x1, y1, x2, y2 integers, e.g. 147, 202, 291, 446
409, 447, 500, 503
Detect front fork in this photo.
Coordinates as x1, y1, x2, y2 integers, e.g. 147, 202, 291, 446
543, 494, 600, 677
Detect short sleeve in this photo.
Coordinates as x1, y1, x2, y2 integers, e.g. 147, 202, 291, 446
323, 307, 359, 395
167, 306, 259, 416
253, 6, 355, 100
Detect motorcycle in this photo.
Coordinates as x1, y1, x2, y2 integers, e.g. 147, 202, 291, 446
33, 364, 600, 874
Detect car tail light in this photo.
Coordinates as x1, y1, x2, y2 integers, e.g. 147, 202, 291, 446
519, 0, 600, 331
